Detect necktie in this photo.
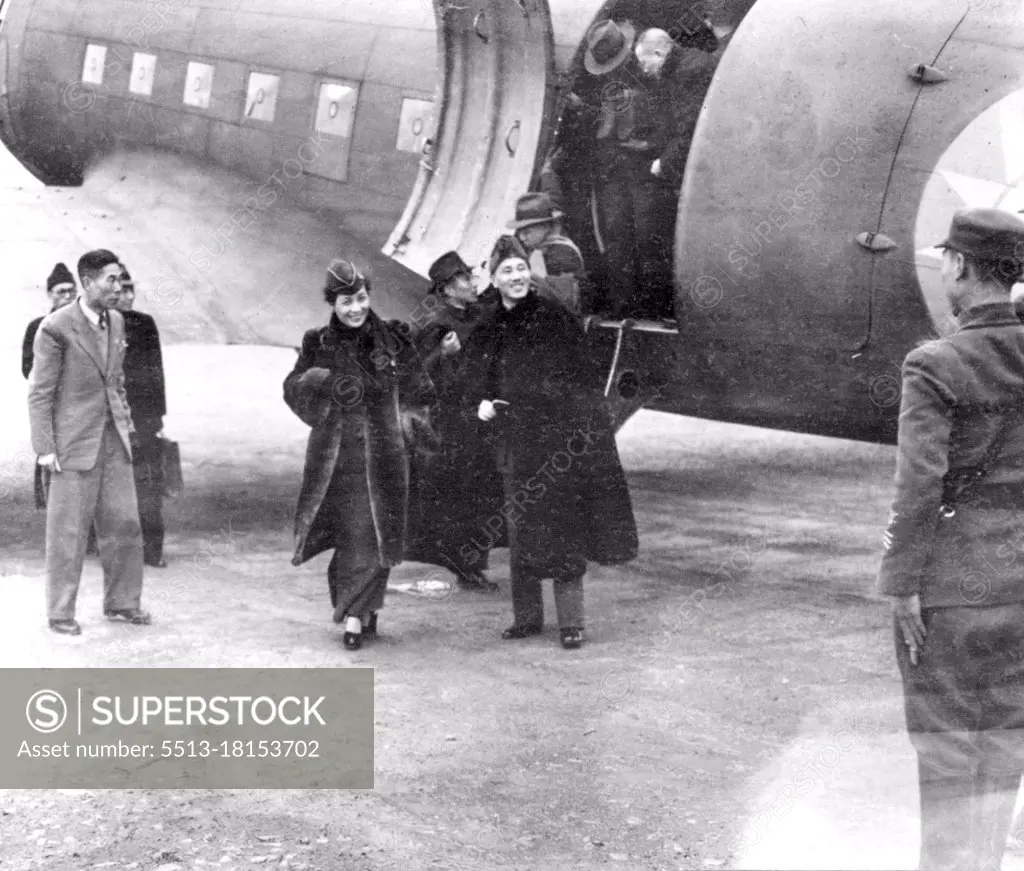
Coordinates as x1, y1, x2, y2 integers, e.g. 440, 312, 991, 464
98, 312, 107, 330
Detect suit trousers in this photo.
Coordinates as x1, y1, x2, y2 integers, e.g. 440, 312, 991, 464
896, 605, 1024, 870
595, 149, 677, 320
497, 440, 585, 629
133, 432, 165, 563
46, 420, 144, 621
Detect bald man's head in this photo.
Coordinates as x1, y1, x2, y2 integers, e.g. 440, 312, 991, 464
636, 28, 673, 78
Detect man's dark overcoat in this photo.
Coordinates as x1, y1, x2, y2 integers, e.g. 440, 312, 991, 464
404, 295, 506, 567
458, 292, 637, 571
121, 310, 166, 430
284, 310, 436, 569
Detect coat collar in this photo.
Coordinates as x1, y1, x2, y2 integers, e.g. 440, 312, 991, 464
956, 300, 1021, 331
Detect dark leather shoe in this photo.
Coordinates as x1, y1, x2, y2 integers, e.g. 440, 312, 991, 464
105, 608, 152, 625
560, 627, 584, 649
458, 572, 499, 593
343, 631, 363, 651
501, 623, 543, 640
144, 557, 167, 568
49, 619, 82, 636
364, 613, 378, 639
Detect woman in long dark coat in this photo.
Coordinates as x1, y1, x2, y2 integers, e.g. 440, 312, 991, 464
284, 258, 435, 650
461, 236, 638, 649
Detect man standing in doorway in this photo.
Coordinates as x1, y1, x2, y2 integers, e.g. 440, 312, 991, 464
879, 208, 1024, 870
29, 249, 150, 635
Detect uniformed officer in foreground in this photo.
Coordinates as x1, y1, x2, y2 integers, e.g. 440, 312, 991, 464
879, 207, 1024, 871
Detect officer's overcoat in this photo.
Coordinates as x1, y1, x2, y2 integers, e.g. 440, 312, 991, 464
878, 302, 1024, 608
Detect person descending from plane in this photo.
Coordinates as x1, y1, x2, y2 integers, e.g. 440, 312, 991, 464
284, 258, 436, 651
460, 236, 638, 649
507, 192, 589, 317
22, 262, 78, 509
879, 208, 1024, 871
539, 18, 638, 306
405, 250, 501, 593
593, 27, 697, 320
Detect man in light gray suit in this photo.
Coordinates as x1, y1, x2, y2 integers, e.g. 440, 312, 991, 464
28, 249, 151, 635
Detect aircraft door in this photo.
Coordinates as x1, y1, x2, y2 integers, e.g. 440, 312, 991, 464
384, 0, 555, 279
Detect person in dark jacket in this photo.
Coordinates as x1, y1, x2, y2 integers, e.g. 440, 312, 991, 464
22, 263, 78, 508
113, 265, 168, 568
461, 236, 638, 649
405, 251, 501, 592
284, 258, 436, 650
878, 207, 1024, 871
509, 192, 589, 317
593, 27, 719, 319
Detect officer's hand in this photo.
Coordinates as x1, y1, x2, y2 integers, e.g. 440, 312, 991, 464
651, 159, 662, 178
890, 594, 926, 665
38, 453, 61, 473
478, 399, 497, 422
441, 331, 461, 356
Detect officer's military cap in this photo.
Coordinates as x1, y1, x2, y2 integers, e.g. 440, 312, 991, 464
937, 207, 1024, 265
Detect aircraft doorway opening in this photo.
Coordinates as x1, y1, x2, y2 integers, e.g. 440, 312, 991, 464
548, 0, 727, 324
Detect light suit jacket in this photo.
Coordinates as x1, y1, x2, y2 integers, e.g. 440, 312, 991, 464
28, 301, 135, 471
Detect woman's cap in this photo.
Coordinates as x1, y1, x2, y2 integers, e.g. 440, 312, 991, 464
326, 258, 366, 295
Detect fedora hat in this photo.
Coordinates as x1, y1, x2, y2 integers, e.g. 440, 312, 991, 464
584, 19, 636, 75
506, 192, 564, 230
428, 250, 471, 293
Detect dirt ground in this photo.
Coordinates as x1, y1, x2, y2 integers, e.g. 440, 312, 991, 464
4, 148, 1024, 871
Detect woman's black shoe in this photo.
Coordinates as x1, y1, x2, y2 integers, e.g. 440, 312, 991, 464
560, 627, 584, 649
343, 631, 363, 651
501, 623, 543, 640
364, 613, 378, 639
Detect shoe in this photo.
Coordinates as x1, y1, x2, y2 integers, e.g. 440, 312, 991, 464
457, 571, 499, 593
560, 627, 584, 649
144, 557, 167, 568
49, 619, 82, 636
343, 631, 363, 650
104, 608, 152, 625
501, 623, 543, 640
363, 613, 378, 639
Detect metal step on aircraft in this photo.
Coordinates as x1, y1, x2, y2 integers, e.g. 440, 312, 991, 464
0, 0, 1020, 443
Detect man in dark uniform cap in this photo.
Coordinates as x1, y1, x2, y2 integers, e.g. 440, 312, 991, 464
22, 263, 78, 508
404, 251, 501, 592
879, 207, 1024, 871
113, 265, 168, 568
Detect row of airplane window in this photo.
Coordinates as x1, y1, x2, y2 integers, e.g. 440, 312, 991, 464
79, 43, 435, 154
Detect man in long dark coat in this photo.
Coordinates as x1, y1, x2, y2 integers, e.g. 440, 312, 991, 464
404, 251, 502, 592
113, 265, 168, 568
22, 263, 78, 508
461, 236, 638, 649
879, 207, 1024, 871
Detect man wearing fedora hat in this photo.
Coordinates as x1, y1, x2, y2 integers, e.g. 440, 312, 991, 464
879, 208, 1024, 870
404, 250, 501, 593
508, 192, 588, 317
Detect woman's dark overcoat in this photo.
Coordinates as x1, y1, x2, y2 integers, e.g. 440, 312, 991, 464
458, 291, 638, 571
404, 294, 508, 567
284, 310, 436, 568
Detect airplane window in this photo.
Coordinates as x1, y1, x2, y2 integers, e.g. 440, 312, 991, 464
129, 53, 157, 97
245, 72, 279, 123
81, 44, 107, 86
396, 98, 434, 153
183, 62, 214, 109
315, 82, 358, 139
